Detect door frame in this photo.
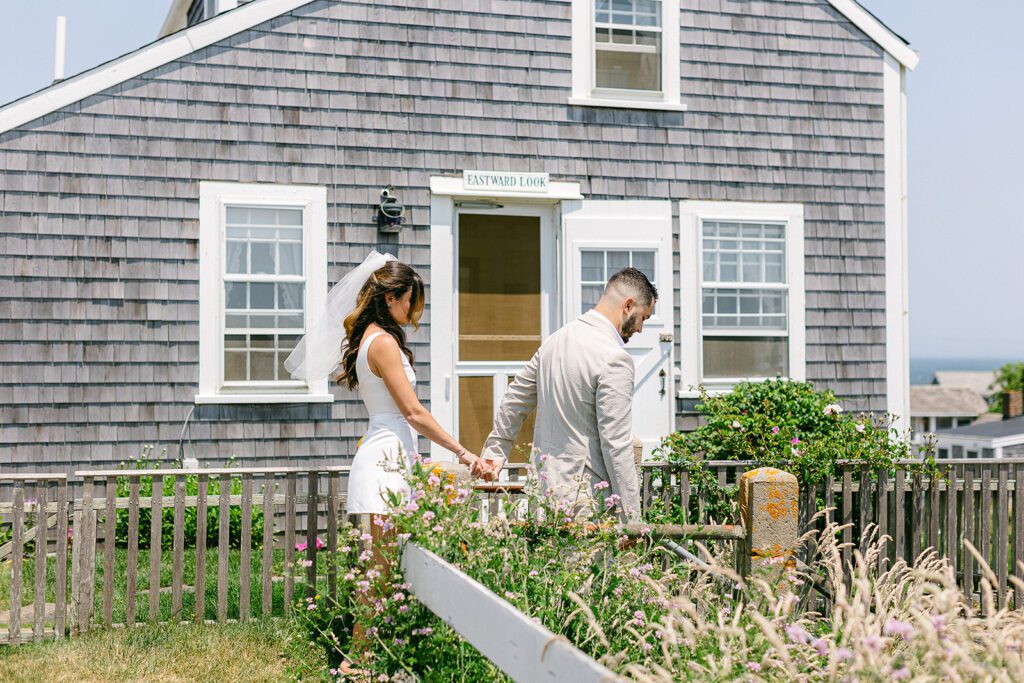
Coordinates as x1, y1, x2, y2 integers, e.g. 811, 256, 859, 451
428, 176, 582, 460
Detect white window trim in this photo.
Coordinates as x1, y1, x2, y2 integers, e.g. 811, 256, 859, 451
679, 200, 805, 397
197, 182, 331, 404
570, 0, 684, 112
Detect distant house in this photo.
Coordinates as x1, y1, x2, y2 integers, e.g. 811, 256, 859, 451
0, 0, 919, 474
935, 391, 1024, 459
931, 370, 998, 402
910, 385, 988, 440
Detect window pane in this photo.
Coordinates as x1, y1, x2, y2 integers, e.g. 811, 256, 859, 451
225, 282, 246, 309
458, 376, 494, 457
608, 251, 630, 273
250, 283, 275, 309
250, 242, 274, 274
582, 250, 605, 281
278, 283, 304, 310
631, 251, 655, 280
703, 337, 788, 379
224, 351, 247, 381
225, 206, 249, 224
703, 220, 787, 285
595, 42, 661, 91
703, 288, 788, 330
279, 242, 302, 275
582, 285, 603, 314
225, 241, 248, 274
250, 351, 275, 381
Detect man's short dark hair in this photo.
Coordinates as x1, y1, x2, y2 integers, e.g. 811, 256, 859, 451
606, 267, 658, 307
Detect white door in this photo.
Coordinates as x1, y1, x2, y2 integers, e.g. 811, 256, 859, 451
562, 201, 675, 455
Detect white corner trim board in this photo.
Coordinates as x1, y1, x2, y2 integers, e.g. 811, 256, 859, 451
883, 53, 911, 430
0, 0, 314, 135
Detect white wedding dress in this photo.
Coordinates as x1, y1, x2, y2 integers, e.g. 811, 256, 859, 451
346, 331, 419, 516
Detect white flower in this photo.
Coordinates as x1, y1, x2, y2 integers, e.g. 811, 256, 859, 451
855, 422, 866, 433
823, 403, 843, 416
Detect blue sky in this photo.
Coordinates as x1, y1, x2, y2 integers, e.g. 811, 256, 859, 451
1, 1, 1020, 360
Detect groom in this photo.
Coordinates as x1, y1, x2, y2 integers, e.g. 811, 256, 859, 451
480, 267, 657, 521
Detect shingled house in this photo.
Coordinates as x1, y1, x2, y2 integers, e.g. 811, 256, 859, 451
0, 0, 917, 473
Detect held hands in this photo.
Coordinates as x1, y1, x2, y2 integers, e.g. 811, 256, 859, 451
457, 449, 502, 482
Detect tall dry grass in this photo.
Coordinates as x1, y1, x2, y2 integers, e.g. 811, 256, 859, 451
597, 518, 1024, 681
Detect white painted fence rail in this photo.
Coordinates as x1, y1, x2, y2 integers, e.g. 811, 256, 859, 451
400, 542, 624, 682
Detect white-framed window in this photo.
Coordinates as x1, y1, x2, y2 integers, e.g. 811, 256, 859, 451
579, 248, 656, 314
570, 0, 683, 111
197, 182, 331, 404
679, 201, 805, 395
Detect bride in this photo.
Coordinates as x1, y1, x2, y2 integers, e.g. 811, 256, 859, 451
285, 251, 497, 525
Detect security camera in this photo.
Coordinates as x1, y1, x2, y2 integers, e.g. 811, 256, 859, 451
376, 185, 405, 232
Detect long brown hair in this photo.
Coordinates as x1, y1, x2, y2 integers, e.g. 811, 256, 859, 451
337, 261, 425, 389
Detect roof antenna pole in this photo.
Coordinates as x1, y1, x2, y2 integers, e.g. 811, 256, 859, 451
53, 15, 67, 83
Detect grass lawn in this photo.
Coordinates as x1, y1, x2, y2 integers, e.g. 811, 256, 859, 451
0, 618, 326, 682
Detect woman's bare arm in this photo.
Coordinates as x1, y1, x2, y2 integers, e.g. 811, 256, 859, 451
368, 334, 490, 474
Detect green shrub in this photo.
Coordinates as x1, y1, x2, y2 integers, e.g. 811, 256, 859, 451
113, 450, 263, 550
652, 379, 920, 522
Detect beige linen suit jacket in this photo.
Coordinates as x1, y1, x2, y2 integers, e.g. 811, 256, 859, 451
481, 312, 642, 521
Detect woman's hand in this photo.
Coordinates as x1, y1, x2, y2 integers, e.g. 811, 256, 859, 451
458, 450, 498, 481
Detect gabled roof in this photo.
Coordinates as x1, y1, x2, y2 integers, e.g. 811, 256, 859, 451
0, 0, 918, 137
932, 370, 999, 397
937, 415, 1024, 441
910, 386, 988, 418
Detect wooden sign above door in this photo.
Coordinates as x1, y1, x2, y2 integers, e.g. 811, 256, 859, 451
462, 170, 550, 193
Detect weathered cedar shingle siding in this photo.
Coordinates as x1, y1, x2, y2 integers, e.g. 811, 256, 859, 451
0, 0, 889, 472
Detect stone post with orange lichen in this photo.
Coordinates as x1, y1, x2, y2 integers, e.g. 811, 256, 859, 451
738, 467, 799, 581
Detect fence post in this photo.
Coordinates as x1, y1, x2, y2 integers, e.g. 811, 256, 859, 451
739, 468, 799, 581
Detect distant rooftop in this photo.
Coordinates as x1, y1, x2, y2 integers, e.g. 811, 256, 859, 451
937, 415, 1024, 440
932, 370, 998, 398
910, 386, 988, 417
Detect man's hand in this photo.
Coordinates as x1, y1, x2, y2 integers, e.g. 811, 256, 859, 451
475, 458, 503, 482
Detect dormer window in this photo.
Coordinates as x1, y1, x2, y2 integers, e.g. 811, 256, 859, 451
570, 0, 683, 111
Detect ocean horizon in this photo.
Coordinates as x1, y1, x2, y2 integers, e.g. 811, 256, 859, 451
909, 356, 1017, 386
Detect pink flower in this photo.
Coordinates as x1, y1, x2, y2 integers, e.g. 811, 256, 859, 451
785, 623, 811, 644
731, 420, 742, 429
295, 540, 307, 552
405, 501, 420, 513
747, 662, 761, 672
299, 559, 313, 568
771, 426, 780, 434
856, 423, 866, 433
604, 493, 621, 510
422, 510, 436, 522
811, 638, 829, 657
861, 634, 885, 653
594, 481, 610, 490
834, 647, 853, 662
791, 437, 801, 445
883, 618, 915, 640
823, 403, 843, 416
891, 667, 910, 680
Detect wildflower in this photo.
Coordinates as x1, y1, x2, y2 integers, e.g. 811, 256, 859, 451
891, 667, 910, 680
785, 623, 811, 644
299, 559, 313, 568
454, 488, 471, 503
883, 618, 915, 640
391, 592, 405, 602
856, 422, 866, 433
834, 647, 853, 662
930, 614, 946, 630
295, 540, 308, 552
405, 501, 420, 513
427, 473, 441, 486
432, 524, 444, 533
529, 570, 539, 577
306, 602, 316, 611
861, 634, 885, 653
398, 604, 409, 614
811, 638, 829, 657
731, 420, 742, 429
747, 662, 761, 672
791, 437, 801, 445
594, 481, 610, 491
340, 545, 352, 553
824, 403, 843, 416
604, 494, 621, 510
360, 533, 373, 542
377, 675, 389, 682
504, 591, 516, 600
771, 426, 780, 434
422, 510, 436, 522
412, 627, 434, 637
